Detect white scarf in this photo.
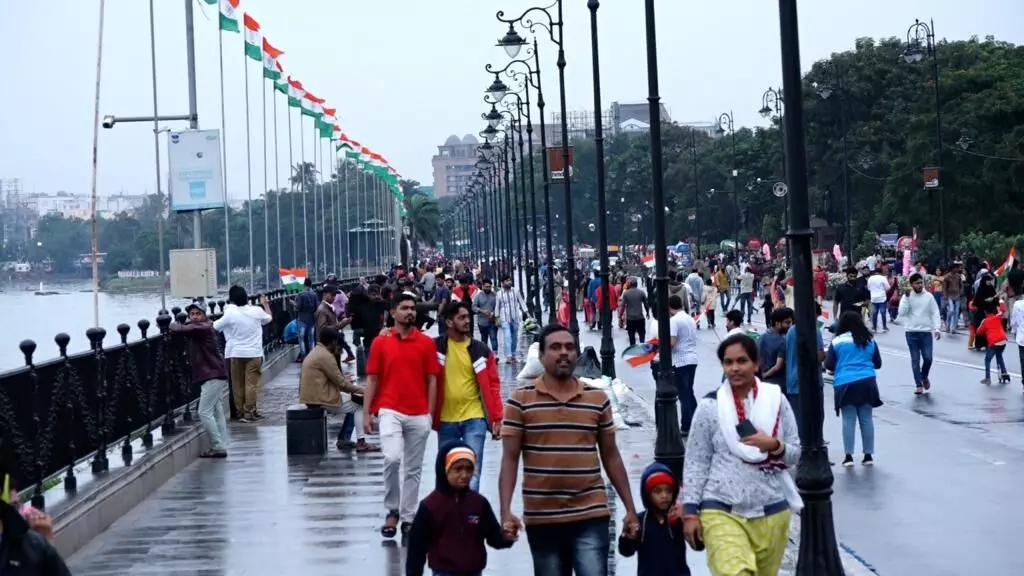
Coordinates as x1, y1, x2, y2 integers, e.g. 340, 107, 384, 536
716, 379, 803, 512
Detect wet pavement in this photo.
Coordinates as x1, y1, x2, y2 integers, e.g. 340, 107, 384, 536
66, 307, 1024, 575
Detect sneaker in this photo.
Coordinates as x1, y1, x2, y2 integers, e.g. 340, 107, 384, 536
842, 454, 854, 467
862, 454, 874, 466
251, 412, 265, 421
342, 353, 355, 364
981, 378, 991, 385
237, 416, 251, 423
914, 386, 924, 395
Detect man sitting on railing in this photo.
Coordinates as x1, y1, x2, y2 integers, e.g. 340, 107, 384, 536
171, 303, 230, 458
299, 328, 377, 453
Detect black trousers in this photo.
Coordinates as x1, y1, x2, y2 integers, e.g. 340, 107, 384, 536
625, 318, 646, 346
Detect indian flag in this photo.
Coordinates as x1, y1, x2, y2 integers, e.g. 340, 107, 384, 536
274, 73, 288, 95
336, 134, 359, 151
280, 268, 308, 292
262, 39, 283, 80
642, 253, 656, 269
243, 14, 261, 61
287, 77, 304, 107
996, 248, 1016, 284
319, 108, 336, 138
217, 0, 239, 33
301, 92, 324, 119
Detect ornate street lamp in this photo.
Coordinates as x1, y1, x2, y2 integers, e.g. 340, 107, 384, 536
717, 111, 740, 258
485, 73, 509, 103
760, 86, 789, 233
777, 0, 844, 572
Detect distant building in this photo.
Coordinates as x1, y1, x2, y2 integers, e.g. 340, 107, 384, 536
611, 101, 673, 128
619, 118, 651, 134
21, 191, 148, 220
418, 186, 434, 198
678, 120, 722, 137
431, 134, 480, 198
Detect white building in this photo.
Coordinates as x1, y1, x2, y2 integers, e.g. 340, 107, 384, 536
22, 192, 148, 220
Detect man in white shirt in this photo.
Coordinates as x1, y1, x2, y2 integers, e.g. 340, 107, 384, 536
668, 294, 699, 435
1010, 296, 1024, 389
495, 275, 529, 363
898, 272, 941, 394
866, 269, 890, 333
214, 285, 273, 422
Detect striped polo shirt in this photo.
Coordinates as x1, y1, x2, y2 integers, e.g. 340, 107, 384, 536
501, 375, 615, 526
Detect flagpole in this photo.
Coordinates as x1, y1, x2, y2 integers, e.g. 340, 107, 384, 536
330, 141, 338, 274
89, 0, 106, 329
344, 159, 350, 279
261, 73, 270, 290
300, 107, 308, 273
217, 11, 231, 288
287, 95, 296, 269
147, 0, 166, 312
312, 124, 319, 277
375, 177, 382, 273
243, 47, 255, 290
321, 136, 329, 273
355, 167, 361, 274
273, 84, 281, 277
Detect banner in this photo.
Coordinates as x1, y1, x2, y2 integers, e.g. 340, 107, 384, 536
547, 146, 575, 181
168, 130, 225, 211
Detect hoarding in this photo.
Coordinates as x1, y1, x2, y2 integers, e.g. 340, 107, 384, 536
168, 129, 224, 211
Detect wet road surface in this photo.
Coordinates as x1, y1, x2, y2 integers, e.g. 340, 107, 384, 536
66, 307, 1024, 575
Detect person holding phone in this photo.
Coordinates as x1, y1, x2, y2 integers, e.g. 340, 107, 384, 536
1, 452, 73, 574
682, 334, 801, 576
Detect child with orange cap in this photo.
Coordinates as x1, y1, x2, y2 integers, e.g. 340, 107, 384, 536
618, 463, 691, 575
406, 441, 514, 576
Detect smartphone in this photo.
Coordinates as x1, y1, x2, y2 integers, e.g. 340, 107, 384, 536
736, 419, 757, 438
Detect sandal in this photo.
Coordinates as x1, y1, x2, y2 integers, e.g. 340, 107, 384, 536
380, 511, 399, 539
355, 442, 380, 453
401, 521, 412, 535
199, 450, 227, 459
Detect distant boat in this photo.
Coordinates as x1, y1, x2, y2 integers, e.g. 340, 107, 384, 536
34, 281, 60, 296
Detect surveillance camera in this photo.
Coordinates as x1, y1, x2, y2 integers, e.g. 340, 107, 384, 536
101, 115, 115, 129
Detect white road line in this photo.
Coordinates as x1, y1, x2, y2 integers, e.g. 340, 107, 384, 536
958, 448, 1006, 465
878, 346, 1022, 379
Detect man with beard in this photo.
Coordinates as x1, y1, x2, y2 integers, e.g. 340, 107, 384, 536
363, 291, 441, 539
499, 324, 640, 576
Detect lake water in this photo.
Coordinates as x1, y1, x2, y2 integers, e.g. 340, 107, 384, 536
0, 281, 194, 371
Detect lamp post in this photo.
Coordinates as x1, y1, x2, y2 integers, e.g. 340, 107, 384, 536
716, 112, 740, 257
643, 0, 684, 479
689, 128, 702, 259
815, 62, 853, 260
904, 18, 947, 264
498, 3, 579, 343
760, 87, 789, 231
504, 77, 543, 315
776, 0, 845, 572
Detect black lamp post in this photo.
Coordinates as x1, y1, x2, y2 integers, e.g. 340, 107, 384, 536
497, 93, 532, 305
904, 18, 947, 264
690, 128, 702, 258
498, 3, 579, 343
716, 112, 740, 256
586, 0, 615, 377
776, 0, 845, 572
815, 62, 853, 261
643, 0, 684, 479
761, 87, 789, 232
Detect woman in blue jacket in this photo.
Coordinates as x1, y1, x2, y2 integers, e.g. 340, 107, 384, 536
825, 311, 883, 468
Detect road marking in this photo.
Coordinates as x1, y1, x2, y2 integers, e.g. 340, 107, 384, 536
958, 448, 1006, 465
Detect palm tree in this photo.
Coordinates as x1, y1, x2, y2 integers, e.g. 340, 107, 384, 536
289, 162, 318, 193
405, 194, 440, 255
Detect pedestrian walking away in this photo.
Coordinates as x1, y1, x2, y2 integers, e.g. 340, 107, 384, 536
495, 275, 529, 364
170, 303, 230, 458
214, 286, 273, 423
867, 268, 890, 332
619, 278, 650, 347
363, 291, 441, 539
825, 312, 883, 466
293, 278, 318, 361
472, 279, 499, 353
898, 273, 941, 394
683, 334, 801, 576
500, 324, 640, 576
668, 295, 699, 435
405, 441, 515, 576
433, 301, 503, 492
300, 327, 376, 452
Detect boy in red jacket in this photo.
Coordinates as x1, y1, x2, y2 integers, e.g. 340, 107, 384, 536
405, 442, 514, 576
976, 307, 1010, 384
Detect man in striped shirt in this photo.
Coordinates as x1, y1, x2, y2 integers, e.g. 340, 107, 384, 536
499, 324, 640, 575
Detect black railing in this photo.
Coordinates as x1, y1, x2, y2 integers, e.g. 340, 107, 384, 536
0, 278, 362, 510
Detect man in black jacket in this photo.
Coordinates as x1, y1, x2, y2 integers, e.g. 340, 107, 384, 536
170, 303, 230, 458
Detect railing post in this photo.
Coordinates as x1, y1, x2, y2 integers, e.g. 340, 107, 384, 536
138, 319, 154, 448
116, 323, 135, 465
21, 339, 47, 511
87, 327, 109, 475
157, 313, 176, 435
54, 333, 77, 495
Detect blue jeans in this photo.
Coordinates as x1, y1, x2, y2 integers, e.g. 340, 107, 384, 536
984, 344, 1008, 380
947, 298, 961, 330
502, 322, 520, 357
526, 517, 610, 576
296, 320, 315, 358
841, 404, 874, 455
437, 418, 488, 492
933, 292, 945, 321
870, 302, 887, 331
479, 324, 499, 352
738, 293, 754, 323
719, 290, 731, 311
905, 331, 933, 388
674, 364, 698, 434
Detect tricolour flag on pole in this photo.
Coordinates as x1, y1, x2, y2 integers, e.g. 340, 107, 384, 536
287, 77, 304, 107
262, 38, 283, 80
218, 0, 240, 32
642, 253, 656, 269
279, 268, 308, 292
996, 247, 1016, 284
274, 73, 288, 95
243, 14, 262, 61
301, 92, 324, 119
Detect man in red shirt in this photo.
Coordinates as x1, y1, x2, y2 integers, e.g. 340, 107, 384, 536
363, 291, 441, 539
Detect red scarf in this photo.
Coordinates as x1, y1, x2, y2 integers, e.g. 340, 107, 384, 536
733, 380, 784, 469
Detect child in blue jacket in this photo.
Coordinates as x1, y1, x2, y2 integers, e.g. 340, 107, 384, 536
618, 463, 690, 576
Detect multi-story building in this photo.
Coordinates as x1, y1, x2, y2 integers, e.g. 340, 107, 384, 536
431, 134, 480, 198
21, 191, 148, 220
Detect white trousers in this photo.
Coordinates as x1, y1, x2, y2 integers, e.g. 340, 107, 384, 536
322, 394, 364, 441
378, 408, 432, 523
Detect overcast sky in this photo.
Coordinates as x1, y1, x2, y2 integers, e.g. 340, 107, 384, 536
2, 0, 1021, 201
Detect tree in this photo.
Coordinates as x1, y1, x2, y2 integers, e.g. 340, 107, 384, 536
405, 194, 440, 254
